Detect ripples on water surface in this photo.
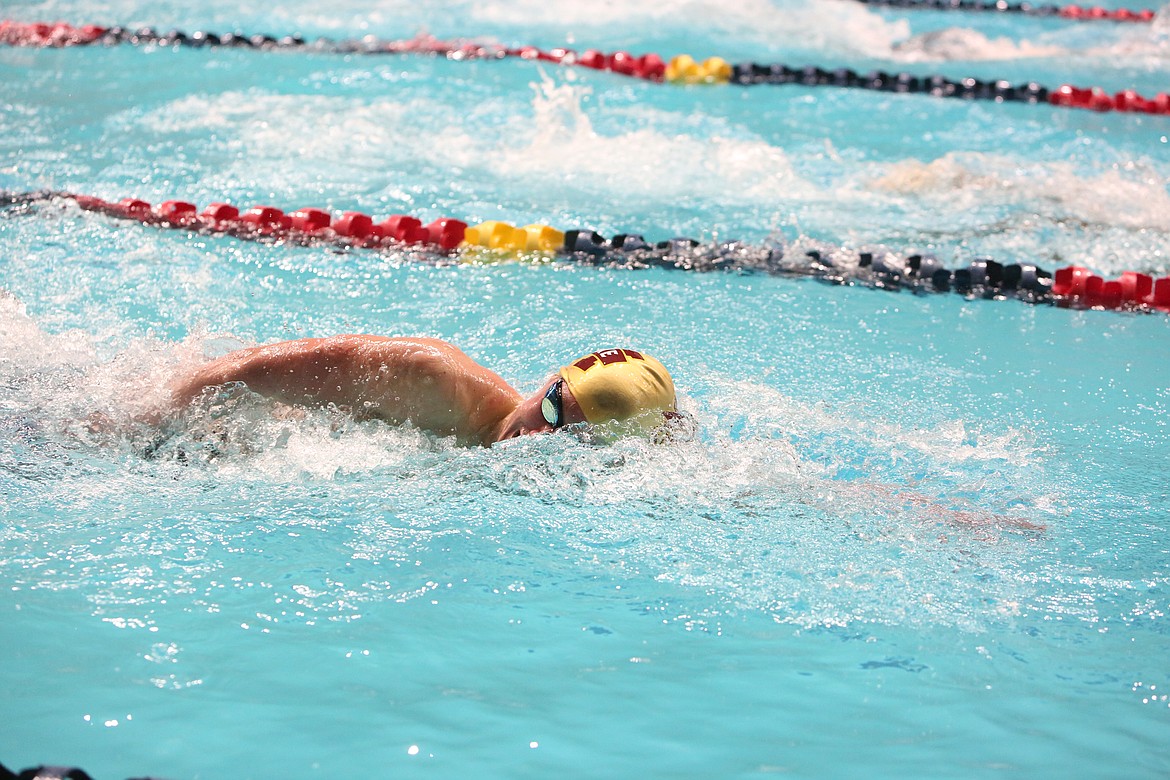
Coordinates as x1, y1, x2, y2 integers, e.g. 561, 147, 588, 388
2, 0, 1169, 777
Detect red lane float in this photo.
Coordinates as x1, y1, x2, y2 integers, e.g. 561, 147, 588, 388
1052, 266, 1170, 311
290, 207, 331, 233
1049, 85, 1170, 114
48, 192, 1170, 315
70, 194, 472, 251
1059, 4, 1156, 21
0, 20, 106, 46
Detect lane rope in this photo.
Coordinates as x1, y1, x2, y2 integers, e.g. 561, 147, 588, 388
4, 190, 1168, 315
2, 21, 1167, 116
852, 0, 1159, 22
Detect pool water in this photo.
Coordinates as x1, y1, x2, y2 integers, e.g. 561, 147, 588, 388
2, 1, 1169, 777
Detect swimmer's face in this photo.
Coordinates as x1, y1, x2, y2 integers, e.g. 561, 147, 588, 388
498, 375, 587, 440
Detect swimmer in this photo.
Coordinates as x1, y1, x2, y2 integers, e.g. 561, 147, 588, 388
168, 336, 678, 447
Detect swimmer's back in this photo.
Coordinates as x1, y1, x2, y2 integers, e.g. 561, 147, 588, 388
170, 335, 522, 445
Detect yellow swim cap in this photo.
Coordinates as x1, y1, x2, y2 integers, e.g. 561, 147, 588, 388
559, 348, 676, 427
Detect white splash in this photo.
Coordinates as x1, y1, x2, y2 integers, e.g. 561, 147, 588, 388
891, 27, 1065, 62
468, 0, 911, 59
128, 78, 820, 216
0, 290, 96, 376
868, 152, 1170, 232
474, 75, 820, 205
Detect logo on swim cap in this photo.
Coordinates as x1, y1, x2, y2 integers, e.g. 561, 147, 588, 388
560, 349, 675, 427
572, 348, 644, 372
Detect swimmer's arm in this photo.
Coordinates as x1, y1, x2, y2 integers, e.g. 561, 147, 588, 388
169, 335, 402, 411
863, 483, 1046, 532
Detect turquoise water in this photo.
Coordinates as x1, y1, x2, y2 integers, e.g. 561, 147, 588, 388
2, 1, 1169, 778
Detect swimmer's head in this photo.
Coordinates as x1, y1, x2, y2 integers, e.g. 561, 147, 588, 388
495, 348, 678, 443
557, 348, 676, 432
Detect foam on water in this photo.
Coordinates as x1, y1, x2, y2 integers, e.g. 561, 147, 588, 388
869, 153, 1170, 232
861, 152, 1170, 274
470, 76, 822, 207
468, 0, 911, 58
891, 27, 1066, 62
121, 75, 819, 214
0, 290, 200, 424
888, 11, 1170, 63
110, 75, 1170, 273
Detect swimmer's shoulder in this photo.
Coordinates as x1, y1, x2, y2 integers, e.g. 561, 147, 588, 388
297, 335, 453, 363
310, 336, 481, 389
337, 335, 480, 368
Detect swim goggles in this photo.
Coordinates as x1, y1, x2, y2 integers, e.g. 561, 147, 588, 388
540, 379, 565, 429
